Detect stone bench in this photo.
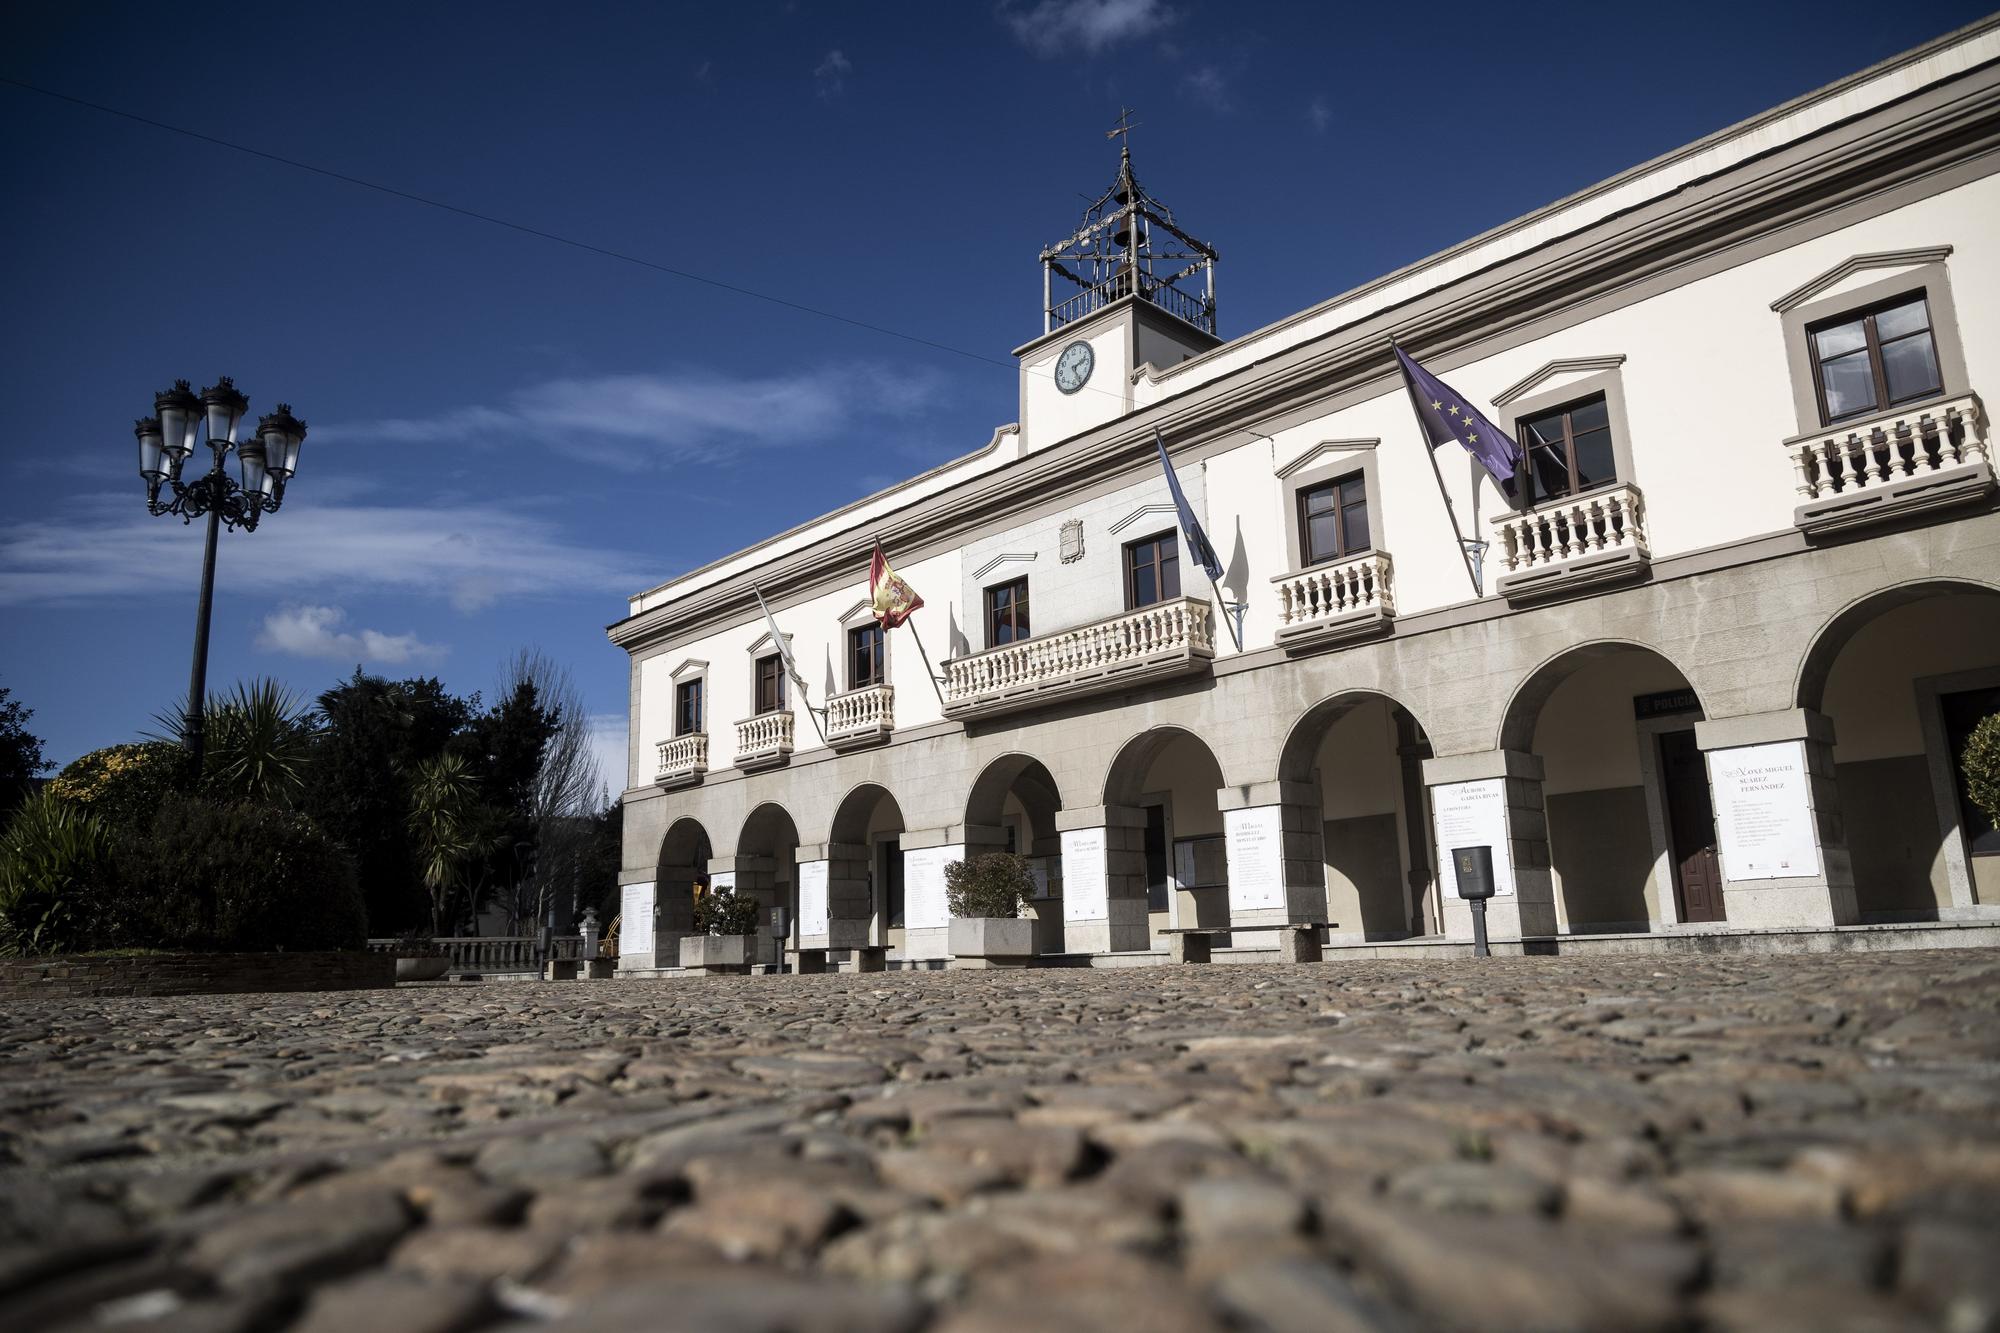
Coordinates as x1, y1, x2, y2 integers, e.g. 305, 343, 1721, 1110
542, 957, 617, 981
792, 947, 888, 974
1157, 923, 1335, 964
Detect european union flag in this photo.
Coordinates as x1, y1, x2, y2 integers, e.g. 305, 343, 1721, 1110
1152, 429, 1224, 581
1393, 344, 1523, 490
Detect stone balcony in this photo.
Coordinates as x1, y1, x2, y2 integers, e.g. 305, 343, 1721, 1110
1786, 393, 1992, 537
825, 683, 894, 749
654, 732, 707, 789
1491, 481, 1650, 604
733, 711, 795, 772
942, 596, 1216, 721
1273, 551, 1395, 653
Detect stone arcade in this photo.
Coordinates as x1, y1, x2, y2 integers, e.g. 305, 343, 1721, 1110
611, 22, 2000, 974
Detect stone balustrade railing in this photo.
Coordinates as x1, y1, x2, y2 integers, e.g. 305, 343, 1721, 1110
1491, 482, 1649, 574
943, 596, 1216, 717
1274, 552, 1395, 629
734, 711, 796, 768
655, 732, 708, 786
368, 936, 581, 975
1786, 393, 1987, 500
826, 683, 894, 744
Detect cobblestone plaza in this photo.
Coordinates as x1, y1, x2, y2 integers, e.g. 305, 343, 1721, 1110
4, 952, 1997, 1331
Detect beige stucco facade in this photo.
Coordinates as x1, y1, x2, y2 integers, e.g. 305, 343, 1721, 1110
611, 20, 2000, 970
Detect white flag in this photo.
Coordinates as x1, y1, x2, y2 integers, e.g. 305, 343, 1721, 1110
751, 584, 807, 691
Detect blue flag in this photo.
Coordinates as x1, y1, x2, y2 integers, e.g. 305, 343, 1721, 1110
1152, 430, 1224, 581
1393, 345, 1524, 489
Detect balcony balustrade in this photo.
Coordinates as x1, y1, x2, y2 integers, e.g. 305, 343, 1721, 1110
1273, 551, 1395, 652
1786, 393, 1992, 535
942, 596, 1215, 720
825, 683, 895, 748
654, 732, 708, 788
1491, 481, 1650, 603
734, 711, 795, 771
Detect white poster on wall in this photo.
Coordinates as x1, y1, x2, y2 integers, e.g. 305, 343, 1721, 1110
1061, 827, 1108, 922
1707, 740, 1821, 880
620, 881, 655, 956
902, 846, 957, 930
1225, 806, 1286, 911
1430, 780, 1517, 898
797, 860, 829, 939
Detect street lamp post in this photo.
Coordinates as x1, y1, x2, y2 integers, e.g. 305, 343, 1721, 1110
134, 377, 306, 777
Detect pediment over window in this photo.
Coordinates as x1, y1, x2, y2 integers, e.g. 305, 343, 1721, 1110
669, 658, 708, 680
1492, 357, 1626, 408
746, 630, 793, 657
837, 597, 877, 629
1769, 247, 1953, 313
1106, 503, 1176, 536
972, 551, 1037, 579
1274, 438, 1379, 479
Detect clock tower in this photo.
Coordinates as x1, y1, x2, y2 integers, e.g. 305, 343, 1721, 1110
1015, 132, 1221, 451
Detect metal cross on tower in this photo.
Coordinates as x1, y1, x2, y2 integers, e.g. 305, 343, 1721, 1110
1106, 106, 1140, 148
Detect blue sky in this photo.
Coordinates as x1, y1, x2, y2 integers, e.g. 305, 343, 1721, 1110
2, 0, 1988, 786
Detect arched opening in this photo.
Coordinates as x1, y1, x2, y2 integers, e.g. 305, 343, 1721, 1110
1280, 691, 1434, 940
732, 803, 799, 965
1801, 581, 2000, 917
1501, 642, 1709, 931
964, 754, 1065, 953
654, 817, 712, 945
827, 784, 906, 955
1102, 728, 1228, 944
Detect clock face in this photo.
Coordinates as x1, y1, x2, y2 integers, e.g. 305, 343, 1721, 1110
1054, 339, 1095, 395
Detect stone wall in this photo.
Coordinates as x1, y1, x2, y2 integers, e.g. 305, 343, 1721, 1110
0, 951, 396, 1000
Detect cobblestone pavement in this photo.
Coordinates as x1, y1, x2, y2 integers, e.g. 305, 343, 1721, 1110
4, 951, 1999, 1333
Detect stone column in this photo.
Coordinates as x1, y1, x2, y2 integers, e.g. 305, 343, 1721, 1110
1055, 805, 1151, 955
708, 855, 783, 970
650, 866, 700, 973
1694, 708, 1856, 929
899, 828, 999, 963
1215, 781, 1327, 929
614, 871, 655, 973
1422, 751, 1558, 941
794, 842, 874, 964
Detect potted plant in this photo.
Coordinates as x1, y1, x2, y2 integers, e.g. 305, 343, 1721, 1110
945, 853, 1036, 968
679, 883, 763, 973
391, 926, 451, 982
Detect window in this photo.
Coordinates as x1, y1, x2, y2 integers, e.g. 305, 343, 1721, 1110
986, 577, 1030, 647
1143, 804, 1169, 912
880, 839, 904, 928
848, 623, 885, 689
1808, 291, 1943, 424
753, 654, 786, 714
1298, 473, 1370, 565
674, 677, 704, 736
1124, 532, 1181, 609
1518, 392, 1616, 505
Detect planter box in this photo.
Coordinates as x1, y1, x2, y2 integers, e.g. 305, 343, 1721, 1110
679, 934, 752, 974
948, 917, 1035, 968
396, 956, 452, 982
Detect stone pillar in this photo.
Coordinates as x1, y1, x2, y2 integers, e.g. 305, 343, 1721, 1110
1214, 781, 1327, 930
1055, 805, 1151, 955
1694, 708, 1856, 929
615, 872, 655, 972
1422, 751, 1558, 941
794, 843, 873, 953
899, 828, 990, 962
651, 865, 701, 973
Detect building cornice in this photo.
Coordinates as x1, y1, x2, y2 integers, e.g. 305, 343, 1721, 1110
607, 54, 2000, 657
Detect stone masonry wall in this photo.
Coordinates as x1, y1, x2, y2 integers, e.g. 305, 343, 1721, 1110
0, 951, 396, 1000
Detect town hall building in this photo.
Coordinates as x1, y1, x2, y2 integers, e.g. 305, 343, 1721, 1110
609, 20, 2000, 973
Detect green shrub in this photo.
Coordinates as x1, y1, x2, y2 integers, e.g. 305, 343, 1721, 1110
114, 796, 365, 952
47, 742, 190, 832
0, 789, 115, 956
692, 882, 762, 936
945, 853, 1033, 919
1963, 713, 2000, 828
201, 680, 315, 806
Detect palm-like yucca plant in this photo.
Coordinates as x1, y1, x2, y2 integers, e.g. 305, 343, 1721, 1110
408, 751, 482, 934
0, 789, 113, 957
155, 680, 315, 805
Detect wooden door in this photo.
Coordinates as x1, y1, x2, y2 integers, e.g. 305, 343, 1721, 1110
1658, 730, 1726, 923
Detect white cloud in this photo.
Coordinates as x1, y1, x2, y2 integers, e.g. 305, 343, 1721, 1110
313, 365, 943, 469
1004, 0, 1176, 57
1180, 64, 1230, 112
814, 49, 852, 99
0, 494, 653, 610
1308, 95, 1331, 133
257, 605, 446, 665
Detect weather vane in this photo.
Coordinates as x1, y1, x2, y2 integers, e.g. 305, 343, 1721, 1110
1106, 106, 1140, 150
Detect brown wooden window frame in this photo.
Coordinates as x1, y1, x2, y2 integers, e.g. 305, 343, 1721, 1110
1515, 391, 1617, 507
753, 653, 787, 715
848, 622, 885, 690
984, 577, 1030, 648
1806, 289, 1944, 427
1296, 472, 1371, 567
1123, 531, 1182, 610
674, 677, 704, 736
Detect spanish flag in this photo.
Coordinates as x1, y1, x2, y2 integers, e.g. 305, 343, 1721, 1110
869, 540, 924, 629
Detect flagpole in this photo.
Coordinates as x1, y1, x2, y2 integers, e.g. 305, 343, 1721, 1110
1202, 567, 1243, 652
1392, 339, 1487, 599
752, 583, 829, 746
902, 609, 950, 710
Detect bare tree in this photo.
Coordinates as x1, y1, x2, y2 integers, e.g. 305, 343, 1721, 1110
497, 649, 604, 933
